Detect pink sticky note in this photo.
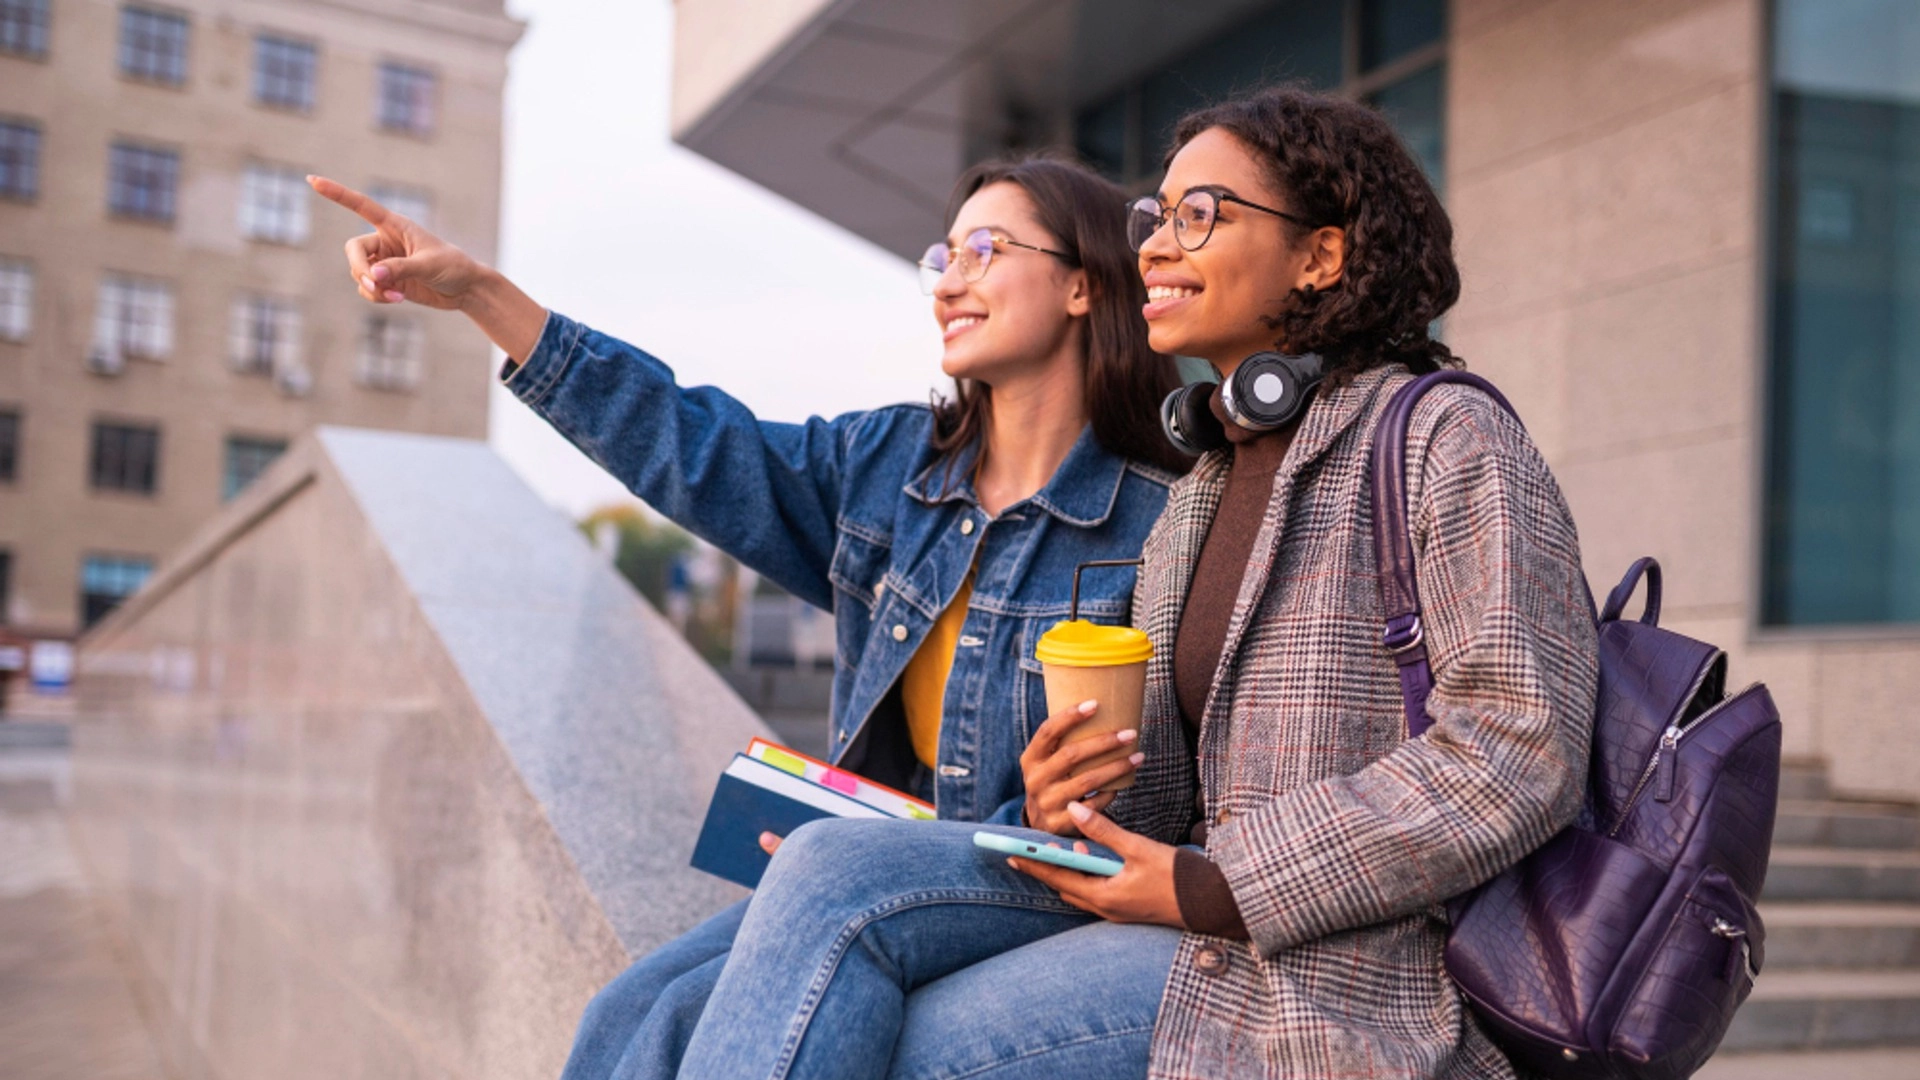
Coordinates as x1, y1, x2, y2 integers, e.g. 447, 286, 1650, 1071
821, 768, 860, 796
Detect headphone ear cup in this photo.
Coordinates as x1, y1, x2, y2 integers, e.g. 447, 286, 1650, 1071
1161, 383, 1228, 456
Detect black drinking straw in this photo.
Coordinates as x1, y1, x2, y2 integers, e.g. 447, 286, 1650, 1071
1069, 559, 1145, 622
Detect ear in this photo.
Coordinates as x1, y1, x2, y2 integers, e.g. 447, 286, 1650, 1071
1064, 268, 1093, 319
1299, 225, 1347, 291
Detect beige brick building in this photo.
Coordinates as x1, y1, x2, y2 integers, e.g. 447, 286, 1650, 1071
670, 0, 1920, 802
0, 0, 523, 677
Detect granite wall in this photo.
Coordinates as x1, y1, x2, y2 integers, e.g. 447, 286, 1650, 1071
68, 428, 766, 1080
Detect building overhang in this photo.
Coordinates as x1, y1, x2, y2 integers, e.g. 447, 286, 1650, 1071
671, 0, 1283, 260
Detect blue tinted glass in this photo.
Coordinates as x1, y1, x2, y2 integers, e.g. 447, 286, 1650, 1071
1361, 0, 1445, 71
1766, 0, 1920, 624
1137, 1, 1344, 170
1074, 91, 1129, 181
1368, 63, 1446, 195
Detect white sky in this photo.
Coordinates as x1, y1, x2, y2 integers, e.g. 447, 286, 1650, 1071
488, 0, 948, 517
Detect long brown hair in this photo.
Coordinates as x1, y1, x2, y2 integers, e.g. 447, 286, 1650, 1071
929, 156, 1190, 478
1169, 86, 1462, 385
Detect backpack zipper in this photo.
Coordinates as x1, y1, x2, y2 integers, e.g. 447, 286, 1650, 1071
1606, 670, 1756, 838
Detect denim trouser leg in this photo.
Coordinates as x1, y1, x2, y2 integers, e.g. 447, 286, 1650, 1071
887, 919, 1182, 1080
678, 818, 1117, 1080
559, 898, 747, 1080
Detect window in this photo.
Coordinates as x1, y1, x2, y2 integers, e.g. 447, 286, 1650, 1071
1765, 0, 1920, 625
0, 258, 30, 341
240, 163, 309, 243
357, 314, 421, 391
368, 182, 432, 229
117, 5, 185, 85
1069, 0, 1444, 190
119, 5, 187, 85
253, 34, 315, 111
0, 408, 17, 482
0, 119, 39, 200
0, 549, 10, 625
90, 421, 160, 494
228, 294, 300, 375
0, 0, 49, 59
377, 61, 435, 135
80, 554, 152, 628
94, 275, 173, 362
223, 435, 286, 501
108, 141, 178, 222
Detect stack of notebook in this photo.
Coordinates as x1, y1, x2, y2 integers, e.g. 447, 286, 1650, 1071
691, 738, 936, 888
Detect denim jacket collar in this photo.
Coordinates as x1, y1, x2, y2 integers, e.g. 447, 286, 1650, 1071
902, 426, 1129, 528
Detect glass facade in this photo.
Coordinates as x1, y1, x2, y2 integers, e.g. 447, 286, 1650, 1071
1765, 0, 1920, 625
1071, 0, 1444, 190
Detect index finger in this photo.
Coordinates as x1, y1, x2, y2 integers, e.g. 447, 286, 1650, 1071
307, 174, 390, 229
1029, 700, 1099, 758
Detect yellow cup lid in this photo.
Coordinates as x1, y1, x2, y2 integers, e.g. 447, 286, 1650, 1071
1034, 619, 1153, 667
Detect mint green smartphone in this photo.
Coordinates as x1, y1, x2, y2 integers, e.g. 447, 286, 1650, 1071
973, 830, 1124, 876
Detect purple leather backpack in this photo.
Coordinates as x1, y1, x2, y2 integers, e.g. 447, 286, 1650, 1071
1370, 371, 1782, 1080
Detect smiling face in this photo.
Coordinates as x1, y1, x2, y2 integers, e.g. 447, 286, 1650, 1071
932, 181, 1090, 386
1138, 127, 1341, 373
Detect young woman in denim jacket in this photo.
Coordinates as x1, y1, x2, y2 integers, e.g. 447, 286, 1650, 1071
310, 157, 1186, 1079
668, 87, 1598, 1080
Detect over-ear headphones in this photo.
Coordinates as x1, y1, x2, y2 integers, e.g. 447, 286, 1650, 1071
1160, 351, 1326, 456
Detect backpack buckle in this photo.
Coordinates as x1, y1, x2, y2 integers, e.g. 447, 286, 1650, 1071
1384, 615, 1424, 654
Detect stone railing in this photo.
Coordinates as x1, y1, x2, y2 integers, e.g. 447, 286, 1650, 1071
70, 427, 768, 1080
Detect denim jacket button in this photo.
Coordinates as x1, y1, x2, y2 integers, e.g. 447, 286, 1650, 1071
960, 518, 975, 536
892, 624, 908, 642
1195, 945, 1229, 976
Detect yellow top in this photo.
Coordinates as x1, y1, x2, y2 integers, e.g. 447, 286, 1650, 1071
1034, 619, 1153, 667
900, 571, 975, 770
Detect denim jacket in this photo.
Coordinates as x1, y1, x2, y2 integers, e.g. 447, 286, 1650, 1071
506, 312, 1178, 825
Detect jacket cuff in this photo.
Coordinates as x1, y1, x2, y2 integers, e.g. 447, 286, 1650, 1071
499, 310, 578, 407
1174, 847, 1249, 940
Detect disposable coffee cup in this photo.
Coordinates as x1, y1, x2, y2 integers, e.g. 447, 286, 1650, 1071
1034, 620, 1153, 791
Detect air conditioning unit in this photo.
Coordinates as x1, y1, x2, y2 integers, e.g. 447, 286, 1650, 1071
85, 344, 126, 376
274, 363, 313, 398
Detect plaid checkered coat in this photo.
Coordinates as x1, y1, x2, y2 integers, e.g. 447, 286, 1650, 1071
1108, 365, 1598, 1079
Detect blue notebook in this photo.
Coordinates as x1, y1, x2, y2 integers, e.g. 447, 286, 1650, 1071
690, 753, 900, 889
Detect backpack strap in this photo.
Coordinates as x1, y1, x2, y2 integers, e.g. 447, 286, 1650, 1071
1368, 371, 1521, 738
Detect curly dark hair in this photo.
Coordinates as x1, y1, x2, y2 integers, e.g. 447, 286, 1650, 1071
1169, 85, 1462, 384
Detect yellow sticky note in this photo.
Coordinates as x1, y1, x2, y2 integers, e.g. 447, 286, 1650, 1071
907, 805, 935, 820
761, 747, 808, 777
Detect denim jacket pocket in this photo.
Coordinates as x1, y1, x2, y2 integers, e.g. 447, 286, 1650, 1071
828, 525, 892, 614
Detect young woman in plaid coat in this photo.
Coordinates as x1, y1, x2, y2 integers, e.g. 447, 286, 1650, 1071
677, 86, 1600, 1080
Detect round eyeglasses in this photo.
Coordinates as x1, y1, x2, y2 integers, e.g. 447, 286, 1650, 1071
1126, 189, 1315, 253
919, 227, 1073, 294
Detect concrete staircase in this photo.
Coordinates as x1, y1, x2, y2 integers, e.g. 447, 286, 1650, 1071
1718, 759, 1920, 1054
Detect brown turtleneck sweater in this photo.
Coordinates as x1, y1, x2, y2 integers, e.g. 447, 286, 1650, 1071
1170, 384, 1297, 941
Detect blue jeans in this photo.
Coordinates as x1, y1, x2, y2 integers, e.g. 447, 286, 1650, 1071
559, 900, 747, 1080
677, 819, 1182, 1080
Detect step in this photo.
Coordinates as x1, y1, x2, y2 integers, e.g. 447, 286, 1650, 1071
1763, 847, 1920, 903
1773, 800, 1920, 851
1779, 758, 1831, 802
1760, 903, 1920, 970
1696, 1046, 1920, 1080
1720, 969, 1920, 1052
